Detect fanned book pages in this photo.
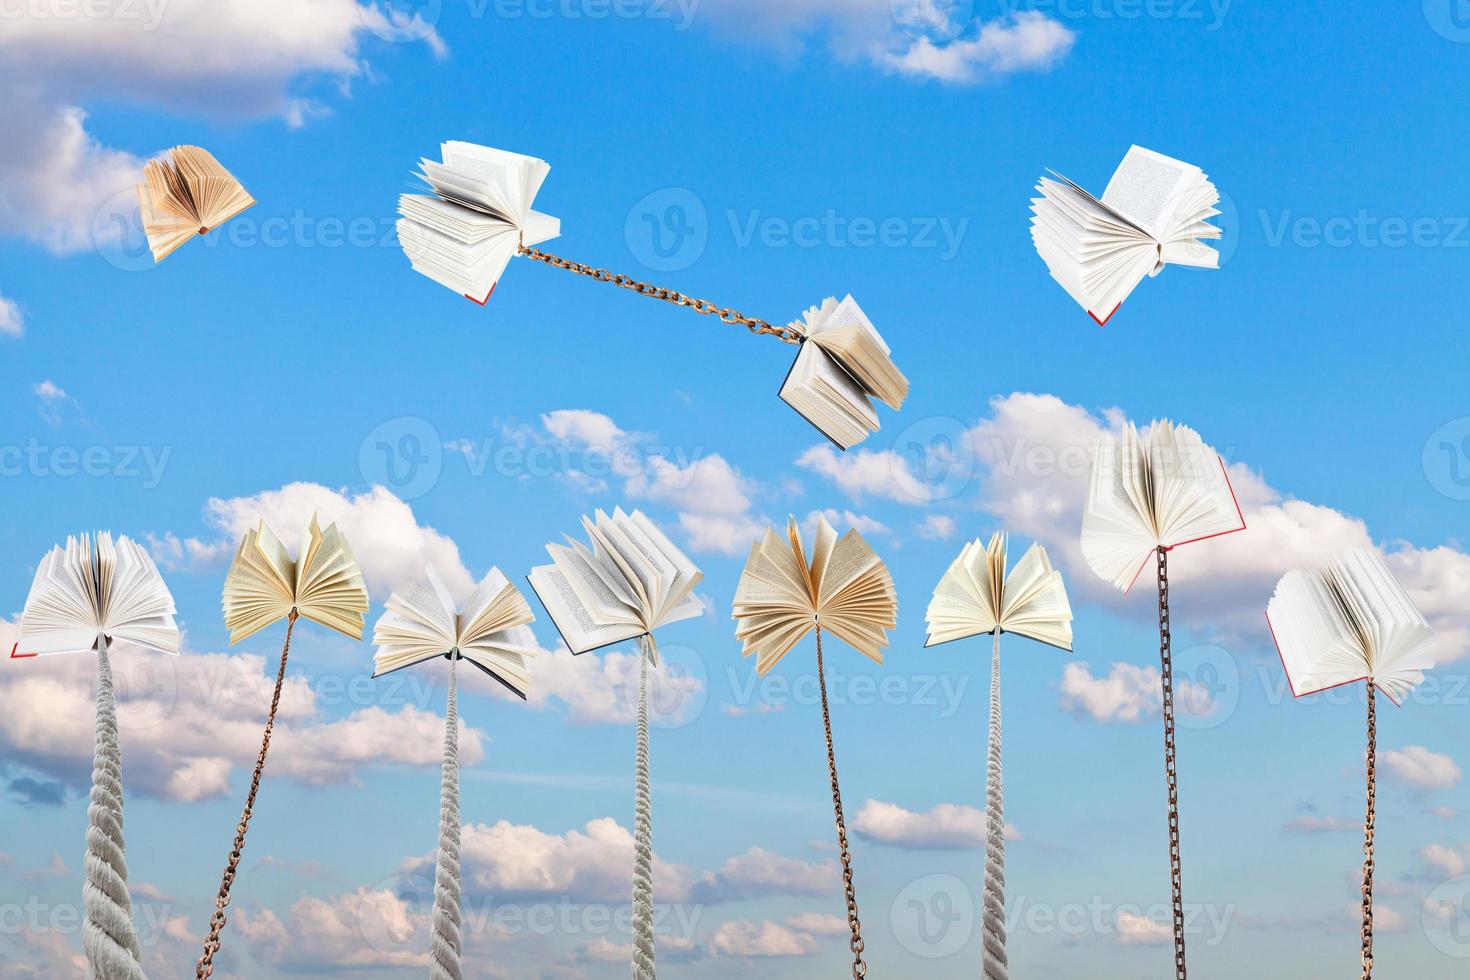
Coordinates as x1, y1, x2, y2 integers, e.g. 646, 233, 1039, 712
397, 141, 561, 304
1267, 550, 1437, 704
732, 514, 898, 675
1081, 419, 1245, 592
527, 507, 703, 656
15, 532, 180, 656
924, 532, 1073, 651
779, 295, 909, 449
373, 564, 540, 697
136, 145, 256, 264
221, 515, 371, 643
1030, 145, 1222, 325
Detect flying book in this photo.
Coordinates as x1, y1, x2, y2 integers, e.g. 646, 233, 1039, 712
1080, 419, 1245, 592
528, 507, 702, 657
373, 565, 540, 698
1030, 145, 1221, 325
136, 145, 255, 264
925, 532, 1073, 651
397, 141, 561, 304
779, 295, 908, 449
17, 532, 179, 656
221, 516, 371, 643
1267, 550, 1436, 704
732, 514, 897, 675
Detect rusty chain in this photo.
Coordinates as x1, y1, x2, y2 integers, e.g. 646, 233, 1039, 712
516, 245, 804, 345
1157, 547, 1188, 980
196, 610, 299, 978
814, 623, 868, 979
1361, 685, 1377, 980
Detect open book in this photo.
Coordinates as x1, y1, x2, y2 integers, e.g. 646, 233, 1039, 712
373, 565, 539, 697
1081, 419, 1245, 592
397, 141, 561, 305
779, 295, 907, 450
925, 532, 1073, 651
1267, 550, 1437, 704
222, 515, 370, 644
528, 508, 702, 657
732, 514, 897, 674
1030, 146, 1221, 325
137, 145, 256, 264
15, 532, 179, 657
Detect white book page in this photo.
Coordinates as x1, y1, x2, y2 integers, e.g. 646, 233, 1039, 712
529, 564, 644, 655
1101, 146, 1200, 242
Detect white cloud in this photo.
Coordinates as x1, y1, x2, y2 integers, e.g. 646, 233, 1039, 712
917, 514, 957, 540
0, 293, 24, 337
1058, 661, 1209, 725
690, 847, 840, 903
852, 799, 993, 849
796, 444, 937, 504
878, 12, 1076, 82
785, 912, 848, 937
1382, 746, 1462, 791
541, 409, 636, 455
154, 482, 475, 599
31, 379, 81, 426
1419, 842, 1470, 878
236, 886, 433, 970
708, 919, 819, 958
0, 617, 478, 802
678, 512, 771, 555
526, 643, 704, 726
1114, 911, 1172, 946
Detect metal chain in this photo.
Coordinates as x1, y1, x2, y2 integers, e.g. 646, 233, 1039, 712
1361, 685, 1377, 980
814, 623, 868, 979
1156, 547, 1188, 980
516, 245, 804, 345
196, 610, 299, 978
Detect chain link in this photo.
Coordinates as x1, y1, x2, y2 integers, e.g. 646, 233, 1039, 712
814, 624, 868, 979
517, 245, 804, 345
1157, 547, 1188, 980
1361, 685, 1377, 980
196, 610, 299, 978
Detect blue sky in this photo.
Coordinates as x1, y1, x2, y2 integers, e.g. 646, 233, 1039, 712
2, 1, 1470, 977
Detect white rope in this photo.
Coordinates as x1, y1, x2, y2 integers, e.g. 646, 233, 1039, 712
982, 629, 1008, 980
430, 656, 464, 980
84, 636, 148, 980
631, 636, 656, 980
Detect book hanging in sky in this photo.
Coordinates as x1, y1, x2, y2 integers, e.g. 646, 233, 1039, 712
1080, 419, 1245, 592
373, 564, 540, 698
1267, 549, 1437, 704
137, 145, 256, 264
732, 514, 898, 675
393, 141, 905, 450
779, 295, 909, 450
397, 142, 561, 305
1030, 145, 1222, 325
924, 532, 1073, 651
222, 516, 370, 643
528, 507, 702, 656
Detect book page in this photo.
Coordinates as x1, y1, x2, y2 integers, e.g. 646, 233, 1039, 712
1101, 146, 1198, 241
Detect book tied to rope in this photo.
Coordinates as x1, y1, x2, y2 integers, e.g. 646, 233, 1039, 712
1030, 145, 1221, 325
222, 516, 370, 643
925, 532, 1073, 651
373, 564, 540, 698
397, 142, 560, 304
528, 507, 702, 657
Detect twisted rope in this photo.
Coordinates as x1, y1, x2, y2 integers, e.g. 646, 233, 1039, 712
815, 623, 867, 979
196, 610, 299, 978
84, 637, 148, 980
631, 636, 657, 980
1361, 685, 1377, 980
982, 629, 1008, 980
430, 655, 464, 980
1157, 547, 1188, 979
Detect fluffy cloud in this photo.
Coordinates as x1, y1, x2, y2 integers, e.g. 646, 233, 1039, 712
692, 2, 1074, 83
235, 886, 433, 971
1382, 746, 1462, 792
1418, 842, 1470, 878
708, 919, 819, 958
526, 643, 704, 726
0, 293, 24, 337
969, 393, 1470, 659
917, 514, 957, 540
690, 847, 840, 903
1113, 911, 1172, 946
796, 444, 938, 504
151, 481, 476, 599
1058, 661, 1213, 725
852, 799, 993, 849
0, 618, 480, 802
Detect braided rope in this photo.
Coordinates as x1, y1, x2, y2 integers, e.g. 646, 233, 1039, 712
1361, 685, 1377, 980
196, 610, 299, 978
84, 637, 148, 980
516, 245, 804, 346
982, 629, 1008, 980
631, 636, 657, 980
430, 655, 464, 980
814, 624, 867, 979
1157, 548, 1188, 979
